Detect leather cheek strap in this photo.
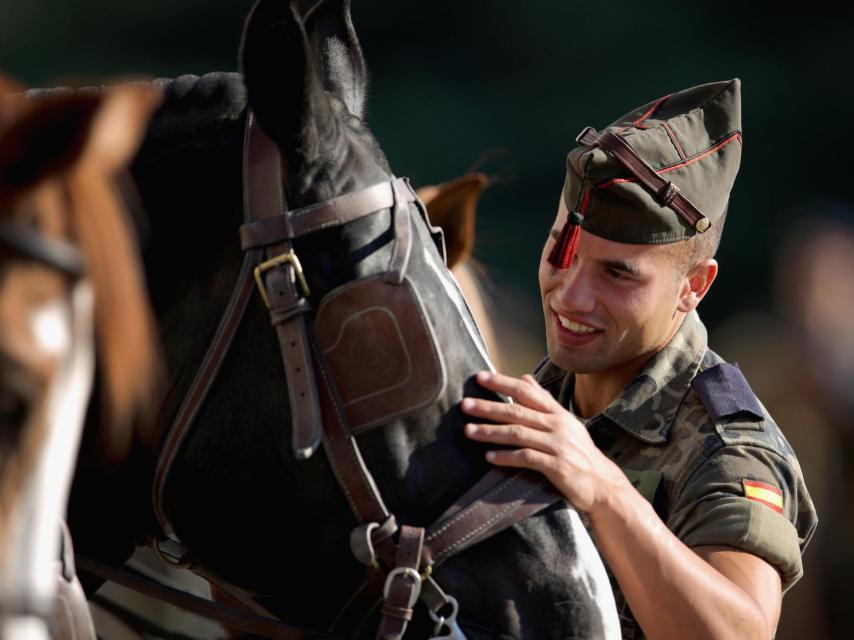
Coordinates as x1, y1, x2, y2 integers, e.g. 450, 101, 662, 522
246, 116, 323, 459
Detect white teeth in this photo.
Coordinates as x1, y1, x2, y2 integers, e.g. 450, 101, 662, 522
559, 315, 597, 334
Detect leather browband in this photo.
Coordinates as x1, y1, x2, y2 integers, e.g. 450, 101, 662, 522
239, 178, 417, 250
576, 126, 711, 233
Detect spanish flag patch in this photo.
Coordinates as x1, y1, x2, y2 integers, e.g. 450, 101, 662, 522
743, 480, 784, 514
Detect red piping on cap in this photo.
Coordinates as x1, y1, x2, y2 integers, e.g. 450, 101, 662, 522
634, 94, 670, 125
597, 132, 742, 191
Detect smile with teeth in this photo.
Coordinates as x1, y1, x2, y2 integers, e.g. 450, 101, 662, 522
558, 315, 599, 334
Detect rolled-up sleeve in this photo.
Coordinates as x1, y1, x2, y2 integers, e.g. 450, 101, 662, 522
666, 445, 818, 592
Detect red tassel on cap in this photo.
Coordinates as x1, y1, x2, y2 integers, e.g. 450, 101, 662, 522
548, 210, 585, 269
548, 189, 591, 269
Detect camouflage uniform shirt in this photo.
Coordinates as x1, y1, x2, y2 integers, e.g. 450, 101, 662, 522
534, 311, 818, 640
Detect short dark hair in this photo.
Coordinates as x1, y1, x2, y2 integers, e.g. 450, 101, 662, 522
670, 207, 727, 275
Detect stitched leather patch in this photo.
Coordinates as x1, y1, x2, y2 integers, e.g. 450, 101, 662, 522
691, 362, 764, 422
314, 275, 446, 433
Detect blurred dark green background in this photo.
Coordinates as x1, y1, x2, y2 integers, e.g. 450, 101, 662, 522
4, 0, 854, 335
2, 3, 851, 637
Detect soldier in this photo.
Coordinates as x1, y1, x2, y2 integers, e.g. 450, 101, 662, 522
461, 79, 817, 639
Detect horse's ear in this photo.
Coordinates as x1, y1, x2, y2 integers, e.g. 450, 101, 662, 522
79, 84, 162, 172
240, 0, 337, 160
304, 0, 367, 119
417, 173, 488, 268
0, 84, 160, 193
0, 74, 19, 95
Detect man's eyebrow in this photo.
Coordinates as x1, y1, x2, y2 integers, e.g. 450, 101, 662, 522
601, 259, 641, 276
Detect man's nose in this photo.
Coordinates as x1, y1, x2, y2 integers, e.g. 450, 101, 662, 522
554, 264, 596, 313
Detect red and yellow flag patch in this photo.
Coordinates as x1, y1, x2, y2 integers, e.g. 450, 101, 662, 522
743, 480, 784, 514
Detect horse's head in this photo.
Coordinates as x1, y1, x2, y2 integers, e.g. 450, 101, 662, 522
0, 79, 160, 621
240, 0, 408, 298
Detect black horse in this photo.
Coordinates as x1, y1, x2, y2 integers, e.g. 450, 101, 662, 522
67, 0, 618, 637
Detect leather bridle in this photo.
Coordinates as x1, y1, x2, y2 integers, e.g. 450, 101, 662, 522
0, 218, 84, 278
83, 113, 565, 640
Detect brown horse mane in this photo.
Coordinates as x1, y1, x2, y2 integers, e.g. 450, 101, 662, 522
0, 79, 163, 459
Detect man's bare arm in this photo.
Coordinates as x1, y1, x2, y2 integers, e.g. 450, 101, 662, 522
588, 485, 781, 640
462, 371, 782, 640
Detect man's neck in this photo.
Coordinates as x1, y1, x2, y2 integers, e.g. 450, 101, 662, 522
572, 315, 687, 419
572, 352, 652, 418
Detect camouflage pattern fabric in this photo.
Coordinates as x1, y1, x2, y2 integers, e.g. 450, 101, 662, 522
535, 311, 818, 640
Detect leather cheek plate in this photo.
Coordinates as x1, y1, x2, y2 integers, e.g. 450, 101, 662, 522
314, 274, 446, 434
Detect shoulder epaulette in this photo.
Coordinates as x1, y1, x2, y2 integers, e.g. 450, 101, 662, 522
690, 362, 764, 422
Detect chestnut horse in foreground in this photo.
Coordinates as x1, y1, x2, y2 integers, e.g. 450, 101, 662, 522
0, 81, 161, 638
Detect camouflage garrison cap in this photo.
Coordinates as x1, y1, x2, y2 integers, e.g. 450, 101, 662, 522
561, 79, 742, 246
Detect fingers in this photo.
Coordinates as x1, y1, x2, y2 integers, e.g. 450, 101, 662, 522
484, 447, 555, 474
465, 422, 556, 454
474, 371, 555, 412
460, 396, 551, 431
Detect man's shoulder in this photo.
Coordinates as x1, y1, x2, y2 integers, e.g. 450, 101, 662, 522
668, 348, 799, 474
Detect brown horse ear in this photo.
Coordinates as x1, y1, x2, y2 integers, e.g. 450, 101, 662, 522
417, 173, 488, 268
0, 74, 21, 94
0, 83, 160, 191
78, 83, 162, 172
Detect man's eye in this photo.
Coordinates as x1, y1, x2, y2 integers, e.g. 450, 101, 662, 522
606, 268, 628, 280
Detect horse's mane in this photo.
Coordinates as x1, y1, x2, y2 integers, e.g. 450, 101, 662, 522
0, 83, 162, 457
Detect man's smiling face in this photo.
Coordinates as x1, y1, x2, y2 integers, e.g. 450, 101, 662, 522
539, 197, 691, 376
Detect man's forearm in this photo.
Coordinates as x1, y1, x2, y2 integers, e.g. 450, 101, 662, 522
588, 484, 773, 640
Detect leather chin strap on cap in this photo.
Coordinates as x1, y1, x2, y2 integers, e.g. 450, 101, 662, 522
575, 126, 711, 233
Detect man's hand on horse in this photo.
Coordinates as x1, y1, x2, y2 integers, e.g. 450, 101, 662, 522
461, 371, 628, 516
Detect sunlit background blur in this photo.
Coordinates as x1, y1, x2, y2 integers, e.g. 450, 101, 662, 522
3, 1, 852, 638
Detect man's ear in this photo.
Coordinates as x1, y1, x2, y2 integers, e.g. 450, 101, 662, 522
677, 258, 718, 313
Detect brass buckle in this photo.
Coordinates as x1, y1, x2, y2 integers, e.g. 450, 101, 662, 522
253, 250, 311, 309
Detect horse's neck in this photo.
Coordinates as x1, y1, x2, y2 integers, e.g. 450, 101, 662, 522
0, 283, 95, 639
